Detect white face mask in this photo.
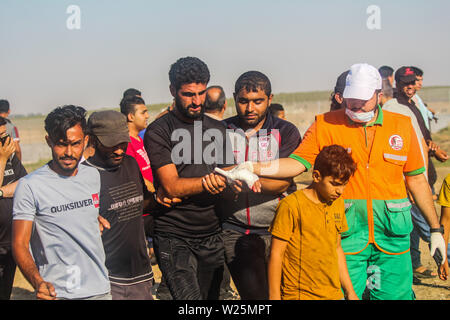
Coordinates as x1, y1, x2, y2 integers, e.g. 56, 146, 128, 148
345, 108, 375, 123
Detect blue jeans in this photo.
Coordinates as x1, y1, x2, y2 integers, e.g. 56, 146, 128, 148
410, 204, 450, 269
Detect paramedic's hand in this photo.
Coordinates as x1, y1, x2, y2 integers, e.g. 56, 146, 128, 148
214, 167, 260, 193
430, 232, 447, 266
98, 216, 110, 235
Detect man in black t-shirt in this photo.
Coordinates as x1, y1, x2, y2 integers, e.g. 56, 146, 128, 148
84, 110, 155, 300
144, 57, 237, 300
0, 116, 27, 300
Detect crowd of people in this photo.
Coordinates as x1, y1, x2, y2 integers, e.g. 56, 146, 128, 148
0, 56, 448, 300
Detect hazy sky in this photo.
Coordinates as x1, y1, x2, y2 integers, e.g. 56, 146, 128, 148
1, 0, 450, 115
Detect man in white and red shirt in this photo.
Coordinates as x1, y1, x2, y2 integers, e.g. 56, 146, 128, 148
120, 95, 154, 188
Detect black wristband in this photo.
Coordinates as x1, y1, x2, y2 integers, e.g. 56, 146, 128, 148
430, 225, 444, 234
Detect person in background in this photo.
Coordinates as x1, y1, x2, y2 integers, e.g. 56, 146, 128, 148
437, 174, 450, 280
123, 88, 142, 99
120, 95, 154, 190
120, 94, 158, 267
0, 100, 22, 161
204, 86, 227, 121
268, 103, 285, 120
202, 85, 239, 300
84, 110, 155, 300
395, 66, 449, 280
378, 65, 395, 87
0, 116, 27, 300
409, 67, 448, 197
329, 70, 349, 111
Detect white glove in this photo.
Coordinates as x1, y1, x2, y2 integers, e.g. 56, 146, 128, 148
214, 167, 259, 189
430, 232, 447, 265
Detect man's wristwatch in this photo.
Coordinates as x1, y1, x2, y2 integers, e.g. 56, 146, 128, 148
430, 225, 445, 234
0, 189, 3, 199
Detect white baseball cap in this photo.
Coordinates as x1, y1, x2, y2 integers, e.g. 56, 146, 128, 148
343, 63, 382, 100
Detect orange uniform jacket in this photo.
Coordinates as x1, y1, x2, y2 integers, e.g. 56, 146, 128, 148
290, 107, 425, 254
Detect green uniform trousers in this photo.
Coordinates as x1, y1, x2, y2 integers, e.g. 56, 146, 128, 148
345, 244, 414, 300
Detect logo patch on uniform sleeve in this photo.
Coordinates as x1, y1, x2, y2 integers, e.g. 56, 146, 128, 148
92, 193, 99, 208
389, 135, 403, 151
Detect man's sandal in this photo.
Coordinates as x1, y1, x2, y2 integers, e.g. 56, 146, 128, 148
413, 268, 437, 279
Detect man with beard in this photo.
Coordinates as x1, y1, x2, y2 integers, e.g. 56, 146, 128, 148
84, 110, 155, 299
12, 105, 111, 300
144, 57, 240, 300
217, 71, 301, 299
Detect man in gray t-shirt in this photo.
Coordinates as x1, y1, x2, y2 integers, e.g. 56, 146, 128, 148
12, 105, 111, 300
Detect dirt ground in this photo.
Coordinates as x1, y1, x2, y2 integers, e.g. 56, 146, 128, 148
10, 234, 449, 301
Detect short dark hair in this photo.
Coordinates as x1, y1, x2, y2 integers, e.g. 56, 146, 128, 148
411, 66, 424, 77
123, 88, 141, 98
0, 117, 7, 127
269, 103, 284, 116
169, 57, 210, 91
314, 145, 357, 182
381, 78, 394, 99
0, 100, 10, 114
120, 95, 146, 117
234, 71, 271, 97
378, 66, 394, 79
205, 86, 226, 112
45, 105, 87, 143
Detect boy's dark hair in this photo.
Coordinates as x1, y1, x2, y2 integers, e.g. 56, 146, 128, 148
169, 57, 210, 91
123, 88, 141, 98
0, 100, 10, 114
378, 66, 394, 79
410, 66, 424, 77
314, 145, 357, 182
205, 86, 226, 112
120, 95, 146, 118
234, 71, 271, 97
0, 116, 7, 126
45, 105, 87, 143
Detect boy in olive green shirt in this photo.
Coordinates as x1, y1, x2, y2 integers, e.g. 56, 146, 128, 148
268, 145, 358, 300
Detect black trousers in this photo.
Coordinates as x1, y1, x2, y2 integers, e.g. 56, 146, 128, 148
222, 229, 271, 300
0, 247, 16, 300
153, 232, 224, 300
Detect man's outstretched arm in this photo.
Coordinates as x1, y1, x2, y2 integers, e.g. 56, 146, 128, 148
12, 220, 57, 300
405, 173, 447, 266
250, 157, 307, 179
